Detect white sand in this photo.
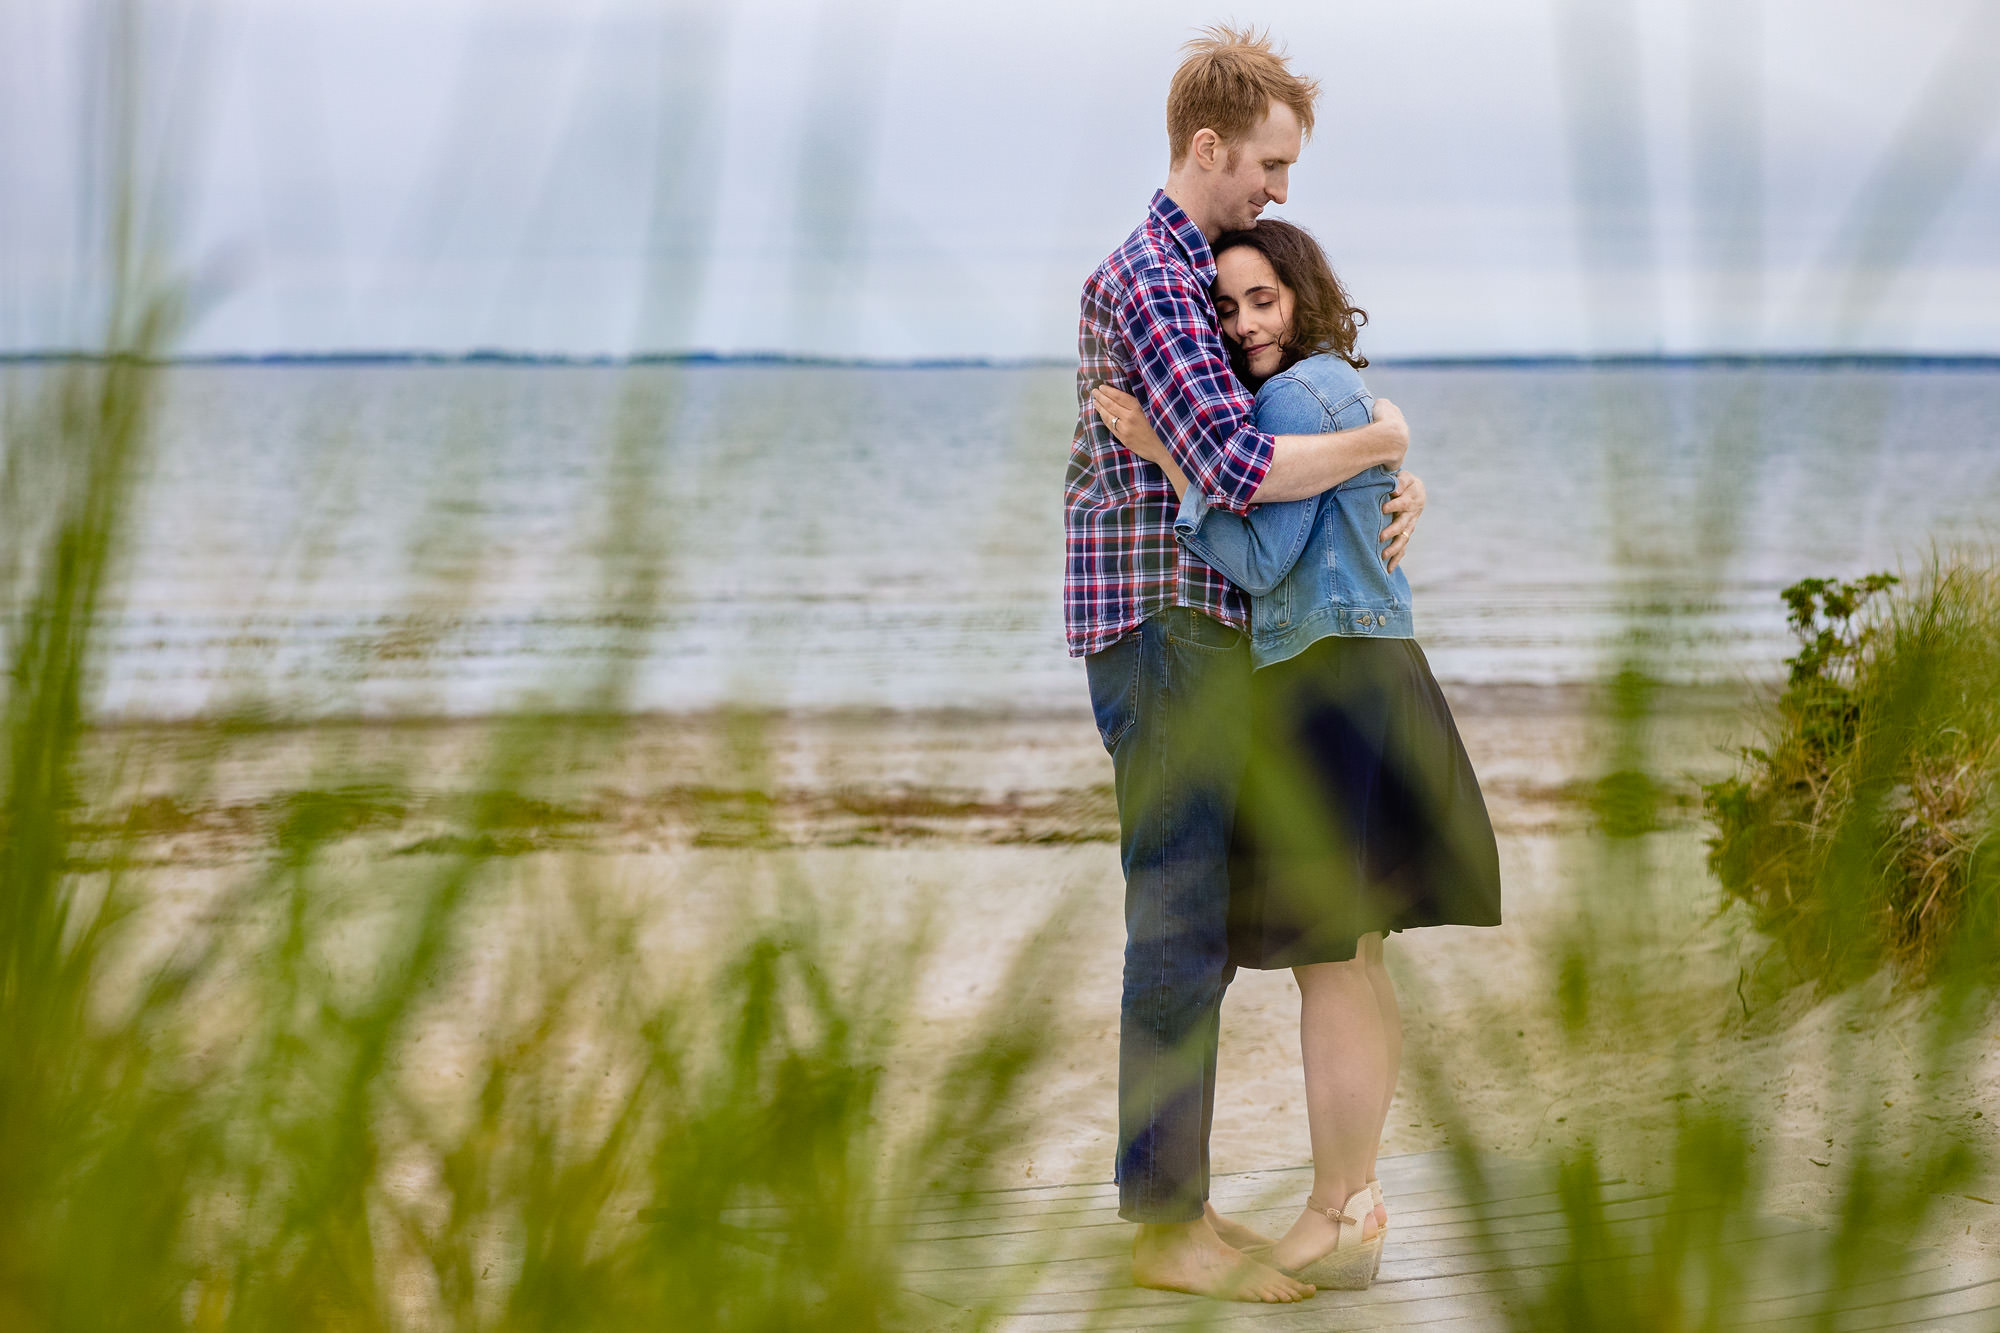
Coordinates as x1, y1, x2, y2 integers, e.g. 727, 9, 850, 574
88, 688, 2000, 1265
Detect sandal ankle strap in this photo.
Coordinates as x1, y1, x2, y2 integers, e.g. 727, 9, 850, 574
1304, 1190, 1369, 1227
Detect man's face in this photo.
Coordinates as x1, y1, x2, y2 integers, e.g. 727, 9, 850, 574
1212, 100, 1300, 232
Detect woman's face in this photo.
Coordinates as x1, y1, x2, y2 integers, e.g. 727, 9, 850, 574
1213, 246, 1294, 382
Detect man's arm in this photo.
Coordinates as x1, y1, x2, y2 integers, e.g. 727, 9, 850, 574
1116, 268, 1273, 514
1112, 268, 1409, 510
1092, 382, 1421, 593
1253, 399, 1408, 503
1088, 383, 1410, 504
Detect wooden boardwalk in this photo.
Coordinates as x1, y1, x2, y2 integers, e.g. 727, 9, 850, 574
892, 1151, 2000, 1330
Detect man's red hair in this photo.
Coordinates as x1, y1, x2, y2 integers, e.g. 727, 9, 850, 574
1167, 24, 1320, 166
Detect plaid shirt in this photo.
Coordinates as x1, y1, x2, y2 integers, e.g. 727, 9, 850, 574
1063, 191, 1275, 657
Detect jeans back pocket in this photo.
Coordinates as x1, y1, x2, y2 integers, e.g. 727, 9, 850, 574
1084, 631, 1141, 751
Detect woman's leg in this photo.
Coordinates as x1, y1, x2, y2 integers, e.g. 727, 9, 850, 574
1272, 954, 1386, 1269
1361, 932, 1401, 1227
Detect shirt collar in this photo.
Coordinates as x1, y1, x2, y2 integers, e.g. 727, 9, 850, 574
1149, 189, 1216, 284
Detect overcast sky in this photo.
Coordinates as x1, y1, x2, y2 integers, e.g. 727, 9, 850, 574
5, 0, 1999, 359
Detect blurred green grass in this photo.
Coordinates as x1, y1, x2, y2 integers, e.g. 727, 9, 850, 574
1392, 557, 1999, 1331
0, 314, 1081, 1333
8, 11, 1998, 1329
1706, 560, 2000, 990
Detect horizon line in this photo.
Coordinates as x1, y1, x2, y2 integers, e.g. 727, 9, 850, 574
5, 348, 2000, 371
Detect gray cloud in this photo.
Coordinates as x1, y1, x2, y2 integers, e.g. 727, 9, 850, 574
5, 0, 1997, 358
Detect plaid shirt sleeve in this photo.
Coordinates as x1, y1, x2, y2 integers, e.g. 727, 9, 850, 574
1116, 263, 1275, 515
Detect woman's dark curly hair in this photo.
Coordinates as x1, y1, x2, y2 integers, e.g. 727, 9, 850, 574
1210, 218, 1368, 383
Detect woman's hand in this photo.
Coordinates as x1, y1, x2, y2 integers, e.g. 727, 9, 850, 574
1090, 385, 1171, 467
1380, 470, 1426, 573
1369, 398, 1409, 472
1091, 384, 1190, 498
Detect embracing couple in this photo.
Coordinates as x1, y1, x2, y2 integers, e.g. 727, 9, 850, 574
1063, 26, 1504, 1304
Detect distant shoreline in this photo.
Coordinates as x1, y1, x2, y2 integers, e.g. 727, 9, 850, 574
77, 681, 1759, 733
5, 349, 2000, 371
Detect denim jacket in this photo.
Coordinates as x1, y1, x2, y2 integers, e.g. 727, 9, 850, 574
1174, 353, 1413, 669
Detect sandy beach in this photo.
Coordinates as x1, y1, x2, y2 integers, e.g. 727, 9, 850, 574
85, 684, 2000, 1268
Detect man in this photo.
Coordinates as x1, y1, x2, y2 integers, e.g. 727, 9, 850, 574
1063, 25, 1424, 1304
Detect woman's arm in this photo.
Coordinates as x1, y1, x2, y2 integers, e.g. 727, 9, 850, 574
1098, 386, 1430, 578
1094, 394, 1193, 499
1091, 382, 1322, 596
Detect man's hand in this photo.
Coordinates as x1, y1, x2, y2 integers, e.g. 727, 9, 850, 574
1380, 469, 1426, 573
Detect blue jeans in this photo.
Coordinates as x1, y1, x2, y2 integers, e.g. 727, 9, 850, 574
1085, 607, 1251, 1223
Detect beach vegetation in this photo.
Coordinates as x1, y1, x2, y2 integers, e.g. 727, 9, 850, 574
0, 355, 1068, 1333
1399, 559, 1995, 1332
12, 13, 1997, 1331
1703, 559, 2000, 987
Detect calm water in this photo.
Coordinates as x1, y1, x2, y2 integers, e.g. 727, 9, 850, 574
7, 361, 1999, 718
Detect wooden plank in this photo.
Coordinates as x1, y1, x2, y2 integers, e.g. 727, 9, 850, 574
898, 1195, 1718, 1304
887, 1177, 1637, 1249
965, 1217, 1840, 1319
721, 1151, 1540, 1230
981, 1272, 1528, 1331
957, 1260, 1997, 1333
878, 1153, 1524, 1230
896, 1183, 1679, 1281
1729, 1262, 2000, 1332
891, 1157, 1604, 1246
892, 1151, 2000, 1332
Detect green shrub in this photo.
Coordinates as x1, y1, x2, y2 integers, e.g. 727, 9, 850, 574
1703, 558, 2000, 986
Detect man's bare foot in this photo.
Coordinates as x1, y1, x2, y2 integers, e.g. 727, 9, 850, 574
1203, 1201, 1276, 1251
1131, 1218, 1314, 1303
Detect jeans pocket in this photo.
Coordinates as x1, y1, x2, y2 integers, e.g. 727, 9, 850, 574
1085, 632, 1140, 751
1165, 609, 1244, 654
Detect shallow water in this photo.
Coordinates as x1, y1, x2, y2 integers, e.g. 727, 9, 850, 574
7, 360, 1998, 718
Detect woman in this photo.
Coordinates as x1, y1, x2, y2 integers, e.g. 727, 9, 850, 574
1091, 219, 1502, 1291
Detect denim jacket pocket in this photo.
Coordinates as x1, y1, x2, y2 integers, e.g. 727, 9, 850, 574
1266, 578, 1293, 630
